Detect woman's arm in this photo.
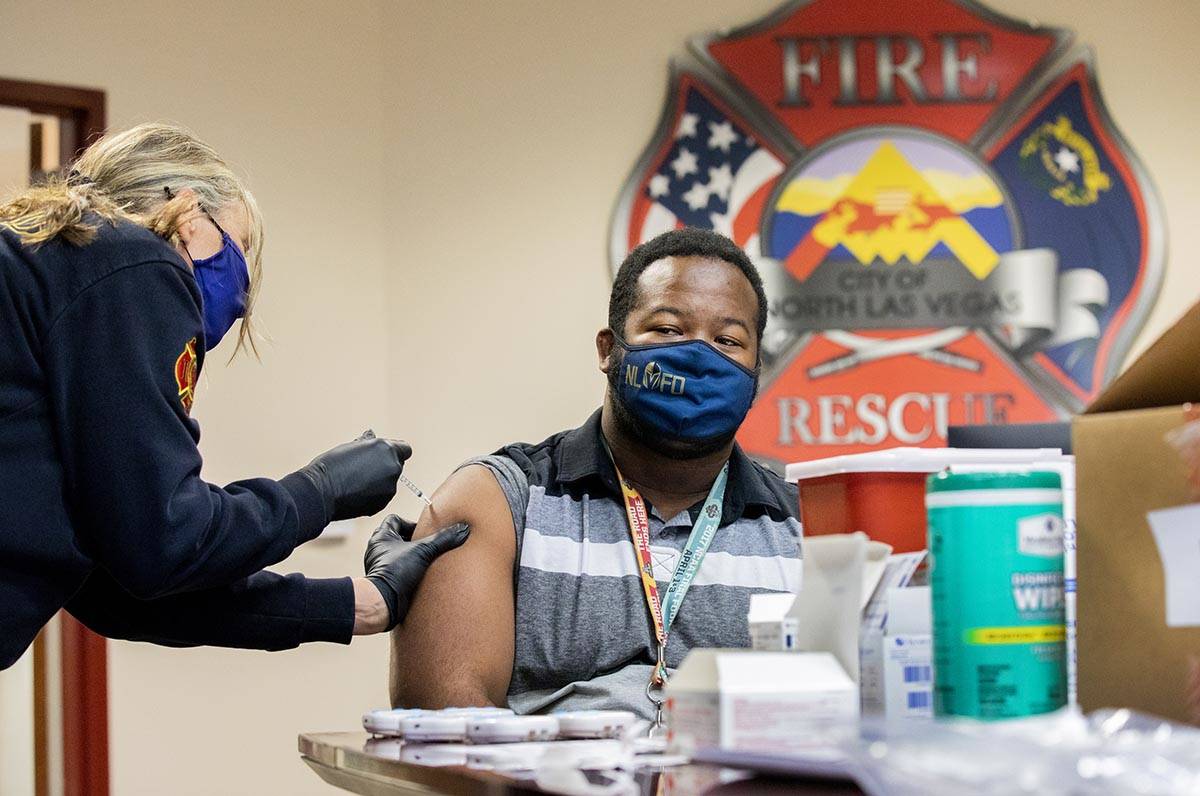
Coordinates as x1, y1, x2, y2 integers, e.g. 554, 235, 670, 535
44, 260, 328, 600
65, 569, 355, 649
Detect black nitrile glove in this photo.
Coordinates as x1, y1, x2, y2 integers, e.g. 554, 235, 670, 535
365, 514, 470, 630
298, 430, 412, 522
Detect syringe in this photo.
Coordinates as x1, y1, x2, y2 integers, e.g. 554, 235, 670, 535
398, 473, 433, 508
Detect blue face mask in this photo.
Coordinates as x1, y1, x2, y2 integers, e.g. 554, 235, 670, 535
612, 336, 758, 443
190, 230, 249, 351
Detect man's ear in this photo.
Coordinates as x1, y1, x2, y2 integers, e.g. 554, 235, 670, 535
596, 328, 616, 375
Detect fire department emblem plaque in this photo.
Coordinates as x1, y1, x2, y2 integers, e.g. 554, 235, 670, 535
610, 0, 1163, 465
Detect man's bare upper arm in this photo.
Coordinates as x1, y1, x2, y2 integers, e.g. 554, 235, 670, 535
388, 463, 517, 708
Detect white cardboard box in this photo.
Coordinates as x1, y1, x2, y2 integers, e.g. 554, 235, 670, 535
665, 650, 858, 756
858, 551, 925, 714
881, 586, 933, 719
748, 593, 799, 651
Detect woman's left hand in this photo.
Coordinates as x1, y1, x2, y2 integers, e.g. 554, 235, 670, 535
357, 515, 471, 633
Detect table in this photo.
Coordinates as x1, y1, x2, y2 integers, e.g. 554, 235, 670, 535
299, 733, 865, 795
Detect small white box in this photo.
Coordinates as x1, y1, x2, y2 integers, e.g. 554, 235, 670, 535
858, 550, 926, 715
748, 593, 798, 651
665, 650, 858, 756
858, 630, 885, 714
883, 636, 933, 718
881, 586, 932, 720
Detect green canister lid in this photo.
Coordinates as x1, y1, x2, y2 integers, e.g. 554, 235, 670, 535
926, 470, 1062, 492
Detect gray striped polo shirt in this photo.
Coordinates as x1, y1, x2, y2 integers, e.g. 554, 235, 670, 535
466, 409, 802, 720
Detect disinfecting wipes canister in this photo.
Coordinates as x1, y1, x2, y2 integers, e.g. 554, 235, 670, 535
926, 471, 1067, 719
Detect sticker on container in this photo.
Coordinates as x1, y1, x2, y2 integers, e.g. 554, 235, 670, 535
1018, 514, 1065, 557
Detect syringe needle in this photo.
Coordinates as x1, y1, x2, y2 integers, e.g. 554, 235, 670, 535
398, 473, 433, 507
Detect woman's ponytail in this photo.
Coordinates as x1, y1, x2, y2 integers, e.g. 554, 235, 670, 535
0, 176, 125, 247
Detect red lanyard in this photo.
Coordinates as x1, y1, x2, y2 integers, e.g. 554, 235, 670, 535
616, 472, 669, 684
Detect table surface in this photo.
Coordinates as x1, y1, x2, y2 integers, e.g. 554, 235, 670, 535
298, 732, 865, 796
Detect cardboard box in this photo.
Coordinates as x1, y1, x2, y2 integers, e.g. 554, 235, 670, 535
664, 650, 858, 756
1074, 300, 1200, 723
859, 552, 926, 714
882, 586, 933, 720
747, 593, 799, 651
744, 537, 925, 717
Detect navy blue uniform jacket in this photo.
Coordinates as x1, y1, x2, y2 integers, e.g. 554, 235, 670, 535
0, 218, 352, 669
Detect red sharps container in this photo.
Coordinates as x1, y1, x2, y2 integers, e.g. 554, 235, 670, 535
784, 448, 1066, 553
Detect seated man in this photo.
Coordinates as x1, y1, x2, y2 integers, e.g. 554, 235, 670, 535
390, 228, 802, 719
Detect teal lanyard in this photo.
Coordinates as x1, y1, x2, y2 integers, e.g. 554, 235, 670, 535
613, 457, 728, 669
608, 447, 729, 730
659, 465, 728, 632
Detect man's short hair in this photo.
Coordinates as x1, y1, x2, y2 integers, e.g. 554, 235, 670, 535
608, 228, 769, 342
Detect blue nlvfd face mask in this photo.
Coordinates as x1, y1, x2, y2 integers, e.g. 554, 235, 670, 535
613, 335, 758, 443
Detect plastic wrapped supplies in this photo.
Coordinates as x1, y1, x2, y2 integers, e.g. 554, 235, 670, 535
847, 708, 1200, 796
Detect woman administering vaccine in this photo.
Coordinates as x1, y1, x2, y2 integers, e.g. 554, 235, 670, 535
0, 123, 465, 670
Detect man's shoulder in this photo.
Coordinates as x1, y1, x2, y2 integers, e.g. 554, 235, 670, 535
488, 428, 571, 487
731, 447, 800, 522
748, 458, 798, 497
486, 410, 602, 489
453, 416, 599, 539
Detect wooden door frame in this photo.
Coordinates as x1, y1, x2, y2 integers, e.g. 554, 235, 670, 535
0, 77, 104, 160
1, 76, 109, 796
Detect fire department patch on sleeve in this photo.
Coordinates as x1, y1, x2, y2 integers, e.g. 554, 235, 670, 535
175, 337, 198, 413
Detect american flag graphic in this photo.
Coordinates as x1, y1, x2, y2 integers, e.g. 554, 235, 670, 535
637, 87, 784, 249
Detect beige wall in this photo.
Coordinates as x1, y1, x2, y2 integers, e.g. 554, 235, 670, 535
1, 0, 1198, 793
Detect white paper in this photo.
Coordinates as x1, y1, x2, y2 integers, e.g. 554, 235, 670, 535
860, 541, 895, 609
790, 534, 866, 681
863, 552, 926, 630
1147, 503, 1200, 627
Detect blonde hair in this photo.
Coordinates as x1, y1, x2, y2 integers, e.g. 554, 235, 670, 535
0, 122, 264, 356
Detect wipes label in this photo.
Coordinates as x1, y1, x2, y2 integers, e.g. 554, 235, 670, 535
1018, 514, 1065, 557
